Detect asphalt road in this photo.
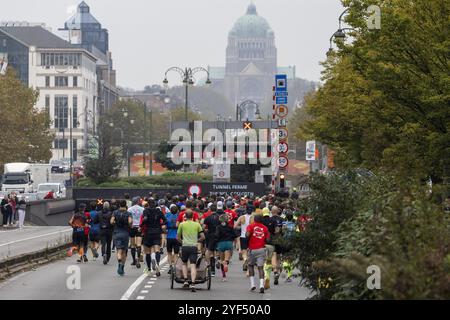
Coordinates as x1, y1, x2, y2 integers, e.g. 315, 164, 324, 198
0, 248, 312, 300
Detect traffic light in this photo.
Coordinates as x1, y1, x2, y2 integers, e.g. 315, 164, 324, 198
279, 174, 286, 189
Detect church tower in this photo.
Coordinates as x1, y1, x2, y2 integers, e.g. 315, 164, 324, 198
224, 3, 277, 107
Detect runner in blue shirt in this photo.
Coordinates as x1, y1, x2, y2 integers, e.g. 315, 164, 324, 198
166, 204, 180, 273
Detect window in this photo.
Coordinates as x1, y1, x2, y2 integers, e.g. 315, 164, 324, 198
73, 96, 78, 128
45, 76, 50, 87
45, 95, 50, 116
55, 76, 68, 87
73, 76, 78, 87
54, 96, 68, 129
54, 139, 68, 149
40, 53, 81, 67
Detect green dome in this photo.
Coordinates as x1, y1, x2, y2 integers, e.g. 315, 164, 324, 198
230, 4, 272, 38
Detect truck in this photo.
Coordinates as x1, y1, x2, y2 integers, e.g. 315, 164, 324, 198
1, 163, 51, 194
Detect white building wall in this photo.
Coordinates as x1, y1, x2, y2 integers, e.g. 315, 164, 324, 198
28, 48, 97, 161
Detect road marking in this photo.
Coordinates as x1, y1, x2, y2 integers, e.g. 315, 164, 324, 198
121, 256, 167, 300
0, 228, 72, 247
147, 281, 155, 284
140, 290, 149, 294
149, 278, 157, 281
136, 296, 145, 300
145, 285, 152, 289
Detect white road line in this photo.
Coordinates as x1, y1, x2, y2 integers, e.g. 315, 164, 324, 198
0, 228, 72, 247
149, 278, 157, 281
147, 281, 155, 284
121, 256, 167, 300
140, 290, 149, 294
145, 285, 153, 289
136, 296, 145, 300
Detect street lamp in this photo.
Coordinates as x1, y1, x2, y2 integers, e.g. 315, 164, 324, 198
236, 100, 261, 121
163, 67, 212, 121
327, 8, 357, 55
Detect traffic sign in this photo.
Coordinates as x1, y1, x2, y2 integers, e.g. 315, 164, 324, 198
278, 128, 289, 140
274, 91, 288, 97
276, 96, 288, 105
243, 121, 253, 130
277, 156, 289, 169
278, 118, 287, 127
275, 105, 289, 118
276, 74, 288, 92
188, 184, 202, 196
276, 142, 289, 154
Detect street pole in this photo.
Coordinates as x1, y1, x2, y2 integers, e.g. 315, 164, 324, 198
143, 101, 147, 173
185, 79, 189, 121
69, 107, 73, 186
149, 110, 153, 176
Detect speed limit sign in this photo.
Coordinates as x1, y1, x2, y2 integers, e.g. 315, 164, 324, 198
277, 156, 289, 169
276, 142, 289, 154
275, 105, 289, 118
278, 128, 288, 140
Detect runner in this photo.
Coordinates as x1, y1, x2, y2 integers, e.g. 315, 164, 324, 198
128, 197, 144, 269
87, 200, 101, 261
158, 199, 169, 255
246, 214, 270, 294
235, 205, 254, 273
95, 201, 113, 265
68, 203, 89, 263
177, 209, 205, 292
215, 213, 236, 282
140, 199, 167, 277
281, 210, 298, 282
110, 200, 132, 276
265, 206, 285, 287
202, 204, 220, 277
166, 204, 180, 273
176, 201, 200, 225
124, 193, 132, 209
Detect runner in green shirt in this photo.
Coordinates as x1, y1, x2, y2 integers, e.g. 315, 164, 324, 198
177, 209, 205, 292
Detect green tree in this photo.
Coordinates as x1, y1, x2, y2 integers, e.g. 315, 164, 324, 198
154, 141, 183, 172
0, 68, 53, 172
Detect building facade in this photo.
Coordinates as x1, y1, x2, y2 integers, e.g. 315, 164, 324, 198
208, 3, 296, 116
0, 25, 98, 161
60, 1, 119, 116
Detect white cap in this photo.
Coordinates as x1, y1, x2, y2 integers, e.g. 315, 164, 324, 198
207, 202, 213, 208
217, 201, 223, 209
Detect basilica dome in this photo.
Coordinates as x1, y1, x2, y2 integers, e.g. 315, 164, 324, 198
230, 3, 273, 38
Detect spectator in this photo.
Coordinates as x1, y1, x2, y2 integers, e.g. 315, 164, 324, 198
44, 190, 55, 200
17, 199, 27, 229
1, 195, 9, 226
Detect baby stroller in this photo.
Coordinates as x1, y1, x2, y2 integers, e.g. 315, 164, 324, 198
170, 253, 212, 290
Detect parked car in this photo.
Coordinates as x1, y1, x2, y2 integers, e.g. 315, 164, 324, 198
51, 160, 65, 174
36, 183, 66, 200
60, 158, 71, 173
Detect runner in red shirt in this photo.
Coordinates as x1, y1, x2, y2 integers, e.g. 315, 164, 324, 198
246, 214, 270, 294
176, 201, 200, 226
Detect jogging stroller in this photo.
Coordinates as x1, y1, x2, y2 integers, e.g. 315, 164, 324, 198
170, 254, 212, 290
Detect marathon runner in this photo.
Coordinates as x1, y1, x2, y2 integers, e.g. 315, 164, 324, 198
281, 210, 298, 282
264, 206, 285, 288
215, 212, 236, 282
111, 200, 132, 276
95, 201, 113, 265
177, 209, 205, 292
87, 201, 101, 261
69, 203, 89, 263
235, 205, 254, 273
158, 199, 169, 255
202, 204, 220, 277
140, 199, 167, 277
166, 204, 180, 273
246, 214, 270, 294
128, 197, 144, 269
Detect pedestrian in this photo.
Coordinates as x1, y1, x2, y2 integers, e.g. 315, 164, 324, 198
140, 199, 167, 277
96, 201, 114, 265
215, 213, 236, 282
17, 198, 26, 229
111, 200, 132, 276
6, 195, 14, 226
246, 214, 270, 294
1, 195, 9, 227
69, 203, 88, 263
235, 205, 254, 273
177, 209, 205, 292
87, 201, 101, 261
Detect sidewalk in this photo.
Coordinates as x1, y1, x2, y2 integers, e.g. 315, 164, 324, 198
0, 226, 72, 261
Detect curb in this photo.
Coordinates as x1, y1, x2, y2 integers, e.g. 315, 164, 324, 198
0, 242, 71, 281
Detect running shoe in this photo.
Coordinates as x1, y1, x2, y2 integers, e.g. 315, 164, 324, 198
159, 248, 164, 255
274, 273, 280, 286
250, 286, 256, 291
77, 258, 82, 263
83, 255, 88, 263
143, 267, 150, 275
103, 254, 108, 265
183, 281, 189, 288
136, 261, 141, 269
190, 284, 196, 292
151, 259, 157, 271
131, 261, 136, 266
222, 278, 227, 282
259, 287, 265, 294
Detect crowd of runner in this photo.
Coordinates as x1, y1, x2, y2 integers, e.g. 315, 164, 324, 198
69, 191, 309, 293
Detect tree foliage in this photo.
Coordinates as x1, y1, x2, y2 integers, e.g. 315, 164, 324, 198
0, 69, 53, 172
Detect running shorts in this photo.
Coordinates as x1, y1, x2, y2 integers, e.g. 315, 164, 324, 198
129, 227, 142, 238
113, 230, 130, 251
166, 238, 180, 254
248, 248, 266, 267
144, 233, 162, 247
89, 232, 100, 242
205, 235, 217, 252
181, 246, 198, 264
216, 241, 233, 252
240, 237, 249, 250
73, 230, 86, 246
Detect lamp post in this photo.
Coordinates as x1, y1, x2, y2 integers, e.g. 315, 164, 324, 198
163, 67, 211, 121
327, 8, 356, 56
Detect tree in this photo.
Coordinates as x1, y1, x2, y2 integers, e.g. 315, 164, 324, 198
84, 121, 123, 184
0, 68, 53, 172
154, 141, 183, 172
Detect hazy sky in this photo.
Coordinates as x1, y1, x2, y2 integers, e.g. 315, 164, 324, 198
3, 0, 344, 90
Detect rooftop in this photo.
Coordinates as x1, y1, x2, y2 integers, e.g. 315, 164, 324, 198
0, 26, 75, 49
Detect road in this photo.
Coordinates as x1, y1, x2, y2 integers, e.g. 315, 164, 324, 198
0, 248, 312, 300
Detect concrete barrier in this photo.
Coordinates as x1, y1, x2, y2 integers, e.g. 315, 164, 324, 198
25, 199, 75, 226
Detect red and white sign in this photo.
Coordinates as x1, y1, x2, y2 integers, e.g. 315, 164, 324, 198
188, 184, 202, 196
275, 105, 289, 118
277, 156, 289, 169
276, 142, 289, 154
278, 128, 289, 140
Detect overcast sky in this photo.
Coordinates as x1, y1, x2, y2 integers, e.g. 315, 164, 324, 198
3, 0, 344, 90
